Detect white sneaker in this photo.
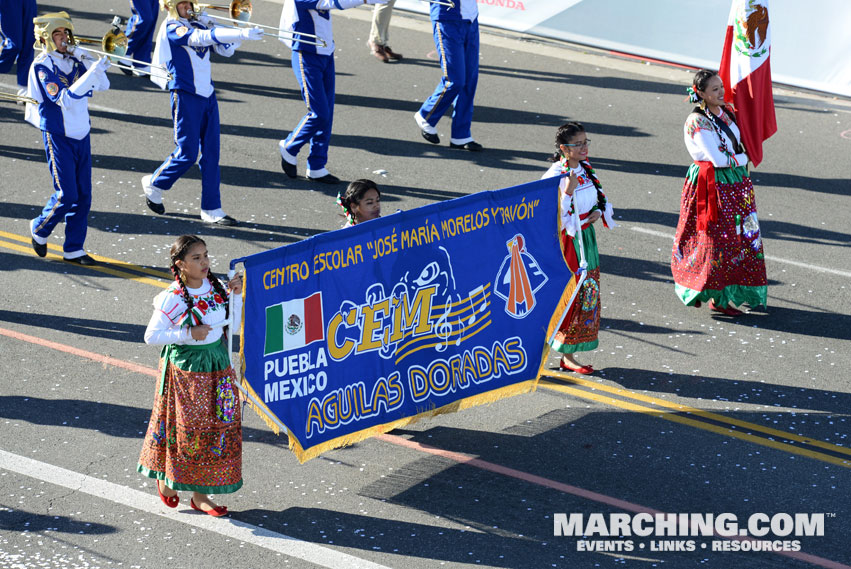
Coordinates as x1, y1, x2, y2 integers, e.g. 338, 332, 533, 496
16, 87, 27, 106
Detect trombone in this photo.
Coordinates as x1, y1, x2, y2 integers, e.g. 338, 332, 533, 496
68, 29, 172, 81
0, 90, 37, 105
420, 0, 456, 7
190, 0, 327, 47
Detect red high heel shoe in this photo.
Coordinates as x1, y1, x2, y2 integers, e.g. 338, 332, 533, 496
709, 300, 743, 316
191, 498, 228, 517
559, 360, 594, 375
157, 480, 179, 508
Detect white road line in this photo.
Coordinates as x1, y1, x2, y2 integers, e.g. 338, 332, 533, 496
0, 449, 392, 569
629, 226, 851, 278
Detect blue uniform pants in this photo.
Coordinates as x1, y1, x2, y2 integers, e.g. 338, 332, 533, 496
125, 0, 158, 70
0, 0, 37, 87
151, 90, 222, 211
284, 51, 335, 173
32, 132, 93, 256
418, 18, 479, 142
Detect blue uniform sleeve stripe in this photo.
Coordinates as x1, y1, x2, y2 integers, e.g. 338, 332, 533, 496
333, 0, 343, 9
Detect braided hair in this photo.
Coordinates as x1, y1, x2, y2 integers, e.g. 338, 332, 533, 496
689, 69, 741, 159
549, 122, 585, 163
549, 122, 608, 213
170, 235, 230, 322
338, 179, 380, 225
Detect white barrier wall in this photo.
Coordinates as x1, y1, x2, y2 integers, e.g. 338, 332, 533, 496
395, 0, 851, 97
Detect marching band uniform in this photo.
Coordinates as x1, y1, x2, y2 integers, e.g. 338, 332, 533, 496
124, 0, 159, 74
0, 0, 37, 95
277, 0, 387, 184
26, 12, 110, 265
414, 0, 481, 151
142, 0, 263, 225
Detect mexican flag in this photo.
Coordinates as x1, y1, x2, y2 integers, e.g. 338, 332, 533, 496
264, 292, 324, 355
719, 0, 777, 167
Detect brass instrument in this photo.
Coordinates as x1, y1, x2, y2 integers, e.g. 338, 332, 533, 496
69, 29, 172, 80
421, 0, 456, 7
0, 90, 37, 105
196, 0, 252, 21
190, 0, 327, 47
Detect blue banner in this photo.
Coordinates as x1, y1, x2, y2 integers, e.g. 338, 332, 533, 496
238, 176, 577, 462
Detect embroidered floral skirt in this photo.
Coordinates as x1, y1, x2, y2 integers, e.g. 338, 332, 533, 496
550, 226, 601, 354
138, 341, 242, 494
671, 164, 767, 309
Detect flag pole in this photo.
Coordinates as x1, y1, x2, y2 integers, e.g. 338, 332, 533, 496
226, 262, 290, 435
547, 185, 587, 346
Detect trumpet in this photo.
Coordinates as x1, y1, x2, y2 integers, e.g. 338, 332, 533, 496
189, 0, 327, 47
69, 29, 172, 81
0, 90, 37, 105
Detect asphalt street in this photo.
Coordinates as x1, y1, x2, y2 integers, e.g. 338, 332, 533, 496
1, 1, 850, 568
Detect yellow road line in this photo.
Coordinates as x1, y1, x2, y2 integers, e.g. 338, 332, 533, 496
0, 238, 168, 288
542, 371, 851, 458
0, 230, 172, 281
540, 379, 851, 469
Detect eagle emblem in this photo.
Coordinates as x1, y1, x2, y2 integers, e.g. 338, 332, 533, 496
734, 1, 769, 58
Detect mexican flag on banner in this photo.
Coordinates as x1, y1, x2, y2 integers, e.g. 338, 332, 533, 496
264, 292, 324, 355
719, 0, 777, 167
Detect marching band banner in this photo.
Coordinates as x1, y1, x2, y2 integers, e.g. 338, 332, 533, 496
237, 177, 577, 463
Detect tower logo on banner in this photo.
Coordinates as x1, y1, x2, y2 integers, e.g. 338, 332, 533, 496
493, 234, 548, 319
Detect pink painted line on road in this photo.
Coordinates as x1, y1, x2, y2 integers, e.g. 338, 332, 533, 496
2, 325, 848, 569
378, 437, 850, 569
0, 326, 157, 378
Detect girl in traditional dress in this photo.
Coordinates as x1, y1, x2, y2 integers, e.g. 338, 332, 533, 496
543, 123, 616, 374
672, 69, 767, 316
338, 179, 382, 227
138, 235, 243, 517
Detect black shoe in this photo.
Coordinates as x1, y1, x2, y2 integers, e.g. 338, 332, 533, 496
120, 65, 134, 77
210, 215, 239, 226
65, 254, 97, 266
146, 198, 165, 215
421, 130, 440, 144
281, 156, 297, 178
31, 238, 47, 257
308, 173, 341, 185
450, 141, 484, 152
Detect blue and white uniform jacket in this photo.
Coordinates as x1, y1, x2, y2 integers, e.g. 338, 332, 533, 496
278, 0, 368, 56
25, 49, 108, 140
430, 0, 478, 21
151, 16, 239, 97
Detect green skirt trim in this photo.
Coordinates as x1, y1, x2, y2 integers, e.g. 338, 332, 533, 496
573, 225, 599, 271
136, 464, 243, 494
550, 338, 599, 355
685, 163, 748, 186
675, 283, 767, 309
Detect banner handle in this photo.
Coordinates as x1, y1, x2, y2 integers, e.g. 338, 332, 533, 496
227, 262, 290, 436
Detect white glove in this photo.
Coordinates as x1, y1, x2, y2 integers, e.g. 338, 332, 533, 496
95, 56, 112, 72
211, 26, 262, 43
196, 11, 216, 28
69, 59, 107, 97
240, 26, 263, 41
